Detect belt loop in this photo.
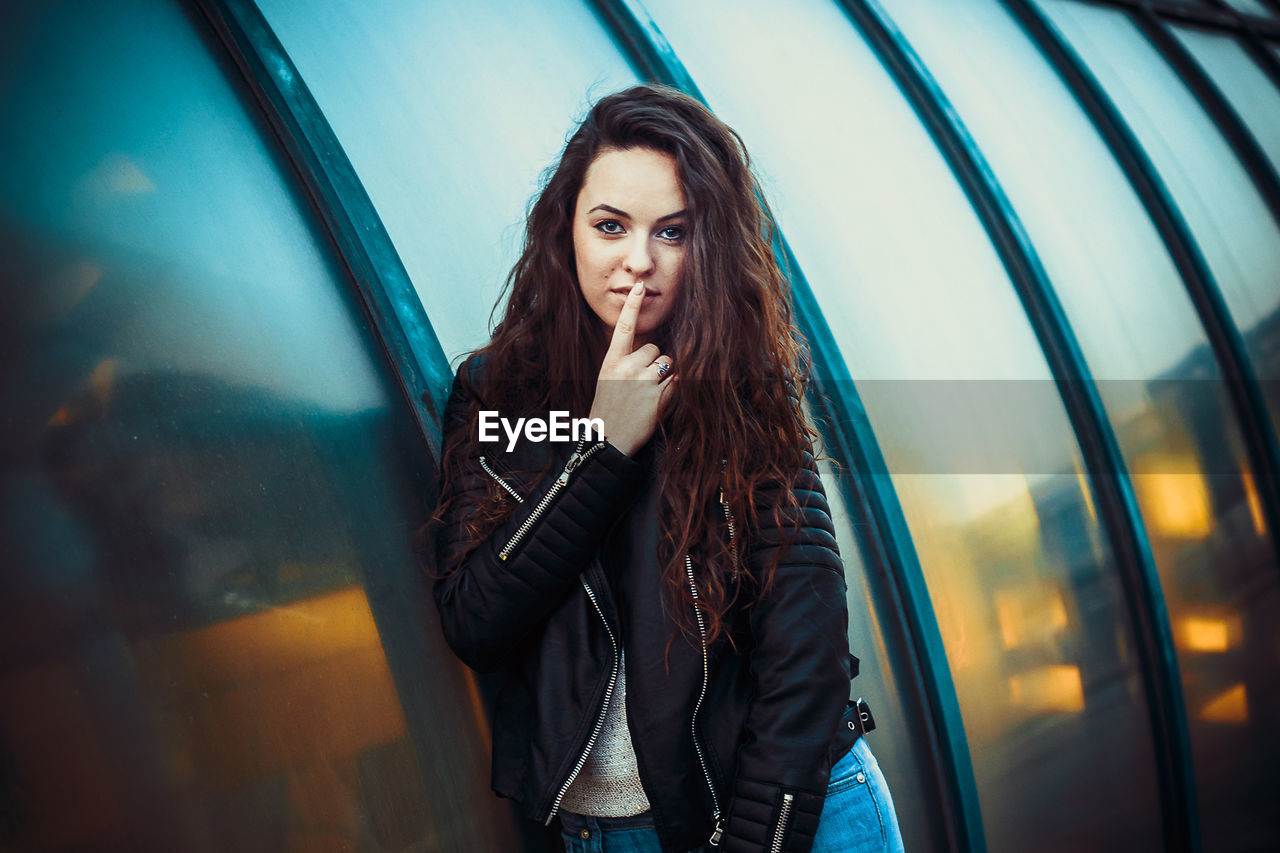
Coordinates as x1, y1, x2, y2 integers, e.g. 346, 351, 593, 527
855, 698, 876, 736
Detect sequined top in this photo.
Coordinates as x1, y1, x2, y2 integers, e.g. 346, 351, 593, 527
559, 648, 652, 816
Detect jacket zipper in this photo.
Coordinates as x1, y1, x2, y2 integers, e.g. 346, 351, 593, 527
479, 456, 525, 503
770, 792, 794, 852
543, 576, 620, 826
486, 449, 736, 839
719, 485, 738, 573
686, 555, 724, 845
497, 439, 605, 560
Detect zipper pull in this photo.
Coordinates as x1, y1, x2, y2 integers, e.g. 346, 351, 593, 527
709, 817, 724, 846
558, 441, 588, 485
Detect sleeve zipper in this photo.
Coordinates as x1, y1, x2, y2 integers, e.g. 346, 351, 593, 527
496, 439, 605, 561
770, 792, 795, 852
479, 456, 525, 503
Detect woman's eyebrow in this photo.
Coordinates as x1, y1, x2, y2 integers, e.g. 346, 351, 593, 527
588, 203, 687, 223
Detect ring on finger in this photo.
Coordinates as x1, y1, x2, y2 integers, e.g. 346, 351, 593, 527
655, 360, 672, 379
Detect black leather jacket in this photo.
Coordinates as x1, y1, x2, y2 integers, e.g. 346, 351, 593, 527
430, 357, 865, 853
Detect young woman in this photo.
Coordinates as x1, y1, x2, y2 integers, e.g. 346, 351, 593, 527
423, 85, 904, 853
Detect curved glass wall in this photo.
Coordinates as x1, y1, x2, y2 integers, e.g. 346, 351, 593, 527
1029, 5, 1280, 844
4, 0, 1280, 850
641, 0, 1161, 849
1039, 2, 1280, 434
254, 0, 638, 365
0, 1, 504, 849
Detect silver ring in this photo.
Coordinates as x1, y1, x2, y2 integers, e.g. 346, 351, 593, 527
656, 361, 672, 378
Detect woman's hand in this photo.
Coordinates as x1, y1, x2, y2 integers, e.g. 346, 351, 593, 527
588, 280, 678, 457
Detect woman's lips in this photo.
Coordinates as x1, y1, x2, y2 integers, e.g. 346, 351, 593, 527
610, 287, 658, 298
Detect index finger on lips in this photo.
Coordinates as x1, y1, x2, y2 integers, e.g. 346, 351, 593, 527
606, 280, 645, 361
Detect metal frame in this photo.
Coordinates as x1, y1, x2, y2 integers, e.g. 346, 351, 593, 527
1079, 0, 1280, 37
840, 0, 1199, 850
189, 0, 453, 473
587, 1, 987, 850
1205, 0, 1280, 27
1077, 1, 1280, 86
1136, 8, 1280, 215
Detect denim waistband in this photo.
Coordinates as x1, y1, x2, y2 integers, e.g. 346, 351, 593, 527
558, 809, 655, 831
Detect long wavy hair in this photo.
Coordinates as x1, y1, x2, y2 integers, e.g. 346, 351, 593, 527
427, 84, 818, 661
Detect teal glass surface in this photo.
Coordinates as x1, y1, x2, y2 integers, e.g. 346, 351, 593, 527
254, 0, 638, 366
641, 1, 1158, 850
1171, 25, 1280, 193
1029, 2, 1280, 849
0, 0, 499, 849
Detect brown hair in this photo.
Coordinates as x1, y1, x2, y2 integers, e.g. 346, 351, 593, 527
428, 84, 817, 659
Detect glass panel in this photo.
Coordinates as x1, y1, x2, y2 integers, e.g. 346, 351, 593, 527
1039, 2, 1280, 435
255, 0, 638, 365
1015, 2, 1280, 849
642, 0, 1159, 849
1172, 26, 1280, 192
0, 1, 504, 850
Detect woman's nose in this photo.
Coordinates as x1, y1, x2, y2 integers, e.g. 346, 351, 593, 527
622, 236, 656, 277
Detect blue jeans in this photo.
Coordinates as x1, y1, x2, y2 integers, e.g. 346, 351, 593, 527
558, 738, 903, 852
813, 737, 905, 853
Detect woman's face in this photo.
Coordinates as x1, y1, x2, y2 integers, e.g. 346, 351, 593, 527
572, 146, 687, 345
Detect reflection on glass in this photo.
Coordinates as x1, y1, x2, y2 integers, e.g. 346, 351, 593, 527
814, 449, 953, 849
255, 0, 638, 365
641, 0, 1159, 849
0, 1, 505, 849
1031, 5, 1280, 846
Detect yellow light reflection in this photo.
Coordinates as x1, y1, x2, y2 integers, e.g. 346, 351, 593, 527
1135, 472, 1212, 538
134, 587, 406, 788
1200, 684, 1248, 723
994, 585, 1069, 650
1178, 616, 1239, 652
1047, 590, 1068, 630
1009, 665, 1084, 713
1241, 469, 1266, 536
1072, 455, 1097, 523
995, 591, 1022, 650
954, 475, 1041, 544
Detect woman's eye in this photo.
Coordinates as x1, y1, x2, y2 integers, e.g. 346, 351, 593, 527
595, 220, 624, 235
659, 225, 685, 242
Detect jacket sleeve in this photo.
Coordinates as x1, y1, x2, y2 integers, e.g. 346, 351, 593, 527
719, 451, 852, 853
429, 359, 648, 673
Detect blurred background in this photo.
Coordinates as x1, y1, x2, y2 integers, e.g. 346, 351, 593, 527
2, 0, 1278, 850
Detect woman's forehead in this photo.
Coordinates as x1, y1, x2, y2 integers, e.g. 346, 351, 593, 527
579, 147, 685, 213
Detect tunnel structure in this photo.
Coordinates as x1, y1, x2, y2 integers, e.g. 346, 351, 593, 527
2, 1, 1280, 850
